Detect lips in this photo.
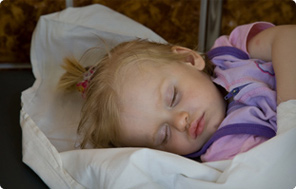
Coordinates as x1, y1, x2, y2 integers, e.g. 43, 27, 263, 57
189, 113, 205, 139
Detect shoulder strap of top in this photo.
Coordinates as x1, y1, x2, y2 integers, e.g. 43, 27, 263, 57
184, 123, 276, 158
207, 46, 249, 60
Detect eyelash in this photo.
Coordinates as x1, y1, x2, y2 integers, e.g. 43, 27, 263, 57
170, 87, 177, 107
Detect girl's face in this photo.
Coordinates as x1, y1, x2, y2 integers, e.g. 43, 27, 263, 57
118, 47, 226, 155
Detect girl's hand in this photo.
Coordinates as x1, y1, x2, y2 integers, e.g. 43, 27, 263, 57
248, 25, 296, 105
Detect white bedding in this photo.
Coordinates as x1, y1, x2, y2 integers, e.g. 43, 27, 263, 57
21, 4, 296, 189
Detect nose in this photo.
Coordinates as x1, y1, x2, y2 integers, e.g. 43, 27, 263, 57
172, 111, 189, 132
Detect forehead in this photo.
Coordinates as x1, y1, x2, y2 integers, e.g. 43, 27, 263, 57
116, 60, 167, 93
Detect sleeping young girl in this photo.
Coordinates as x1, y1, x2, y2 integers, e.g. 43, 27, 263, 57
58, 22, 296, 162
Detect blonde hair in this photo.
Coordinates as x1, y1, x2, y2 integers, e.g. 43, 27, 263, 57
58, 39, 214, 149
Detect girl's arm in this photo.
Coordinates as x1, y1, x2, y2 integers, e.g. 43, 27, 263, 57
248, 25, 296, 105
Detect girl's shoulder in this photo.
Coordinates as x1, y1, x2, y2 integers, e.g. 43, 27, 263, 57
211, 22, 275, 55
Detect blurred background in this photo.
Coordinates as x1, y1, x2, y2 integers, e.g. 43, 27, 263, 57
0, 0, 296, 67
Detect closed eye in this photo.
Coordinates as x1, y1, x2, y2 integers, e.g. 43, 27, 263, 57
170, 86, 177, 107
161, 125, 170, 145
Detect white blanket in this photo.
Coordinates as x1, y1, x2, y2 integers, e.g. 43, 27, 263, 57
21, 4, 296, 189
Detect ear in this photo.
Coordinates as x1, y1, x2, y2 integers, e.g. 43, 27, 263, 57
171, 46, 205, 71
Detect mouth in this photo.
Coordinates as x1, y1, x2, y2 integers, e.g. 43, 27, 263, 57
189, 113, 205, 139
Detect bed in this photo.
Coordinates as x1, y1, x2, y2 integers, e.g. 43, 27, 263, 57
20, 4, 296, 188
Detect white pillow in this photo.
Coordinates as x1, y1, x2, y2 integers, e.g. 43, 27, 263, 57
21, 4, 296, 188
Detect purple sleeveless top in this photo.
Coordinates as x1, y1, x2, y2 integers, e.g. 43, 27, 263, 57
186, 22, 277, 161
